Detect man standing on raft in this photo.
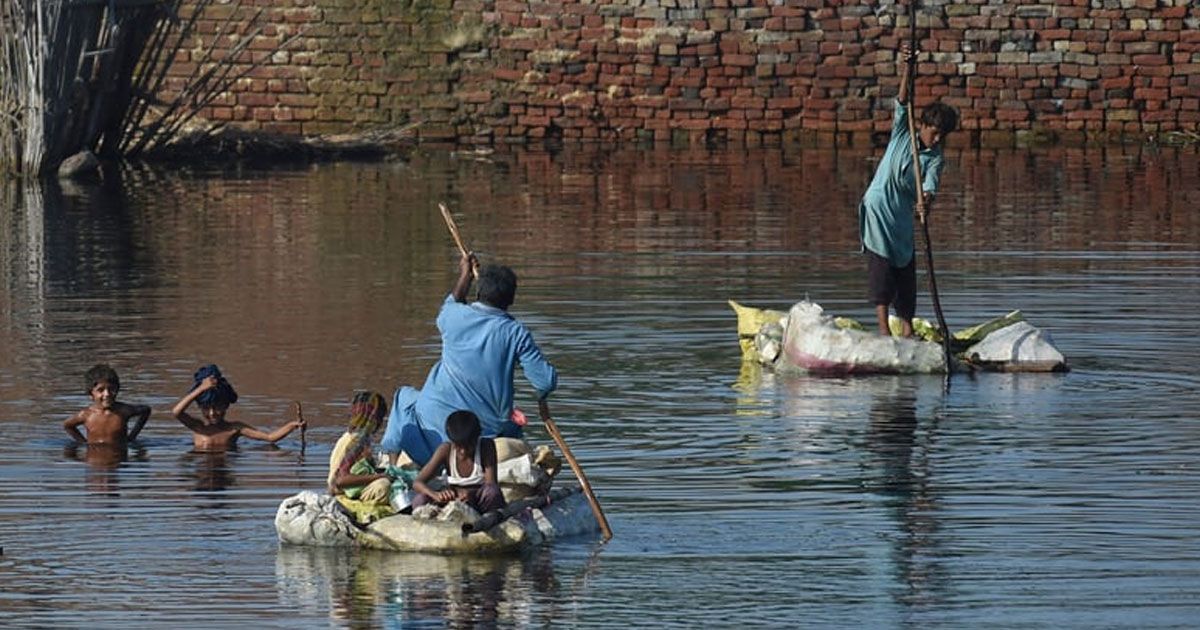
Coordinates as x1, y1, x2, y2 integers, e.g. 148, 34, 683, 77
859, 41, 958, 337
381, 251, 558, 466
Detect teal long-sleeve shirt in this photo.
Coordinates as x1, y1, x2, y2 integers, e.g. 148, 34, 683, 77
859, 98, 944, 268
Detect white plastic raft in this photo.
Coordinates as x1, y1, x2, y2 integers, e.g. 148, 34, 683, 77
731, 299, 1068, 375
275, 485, 599, 554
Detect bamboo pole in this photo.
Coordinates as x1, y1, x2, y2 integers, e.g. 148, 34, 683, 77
904, 0, 953, 372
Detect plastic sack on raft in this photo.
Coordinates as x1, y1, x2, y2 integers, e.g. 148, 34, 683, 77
964, 321, 1067, 371
780, 301, 946, 374
275, 491, 360, 547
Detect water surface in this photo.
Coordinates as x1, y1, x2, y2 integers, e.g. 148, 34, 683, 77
1, 145, 1199, 627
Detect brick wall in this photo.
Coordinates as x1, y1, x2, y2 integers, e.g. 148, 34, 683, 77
167, 0, 1200, 147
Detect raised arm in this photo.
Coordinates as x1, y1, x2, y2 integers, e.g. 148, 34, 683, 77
897, 42, 915, 105
412, 443, 456, 503
124, 404, 152, 441
450, 251, 478, 303
173, 376, 216, 430
63, 411, 87, 444
238, 417, 305, 444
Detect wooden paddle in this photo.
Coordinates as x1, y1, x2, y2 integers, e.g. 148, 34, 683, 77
539, 399, 613, 542
438, 202, 478, 279
904, 0, 953, 372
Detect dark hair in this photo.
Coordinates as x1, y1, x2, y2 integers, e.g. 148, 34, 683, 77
191, 364, 238, 408
476, 264, 517, 310
445, 410, 481, 446
921, 102, 959, 136
84, 364, 120, 394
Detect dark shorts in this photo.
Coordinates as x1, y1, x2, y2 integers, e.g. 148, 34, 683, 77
866, 250, 916, 320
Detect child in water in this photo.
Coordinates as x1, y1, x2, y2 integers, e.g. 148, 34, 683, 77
411, 410, 506, 514
63, 364, 152, 446
172, 364, 304, 450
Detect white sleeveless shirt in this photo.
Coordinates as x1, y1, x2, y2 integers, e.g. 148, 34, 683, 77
447, 438, 484, 486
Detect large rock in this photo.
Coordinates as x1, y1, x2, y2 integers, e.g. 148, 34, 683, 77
57, 151, 100, 179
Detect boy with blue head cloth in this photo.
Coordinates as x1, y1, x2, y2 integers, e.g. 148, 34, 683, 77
172, 364, 305, 450
381, 252, 557, 466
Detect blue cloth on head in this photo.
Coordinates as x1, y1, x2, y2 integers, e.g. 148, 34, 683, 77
192, 364, 238, 407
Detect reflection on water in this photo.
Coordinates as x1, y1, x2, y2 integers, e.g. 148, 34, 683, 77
180, 450, 238, 492
276, 546, 564, 628
62, 443, 148, 497
1, 146, 1199, 626
863, 379, 944, 609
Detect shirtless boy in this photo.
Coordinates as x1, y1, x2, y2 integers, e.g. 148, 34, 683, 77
172, 364, 304, 450
63, 364, 151, 446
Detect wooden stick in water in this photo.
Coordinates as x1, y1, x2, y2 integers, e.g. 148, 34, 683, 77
539, 400, 613, 542
294, 401, 306, 451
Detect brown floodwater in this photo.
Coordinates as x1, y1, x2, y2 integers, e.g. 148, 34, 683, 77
1, 145, 1198, 626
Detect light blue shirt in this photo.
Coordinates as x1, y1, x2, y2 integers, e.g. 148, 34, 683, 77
381, 294, 558, 465
859, 98, 944, 267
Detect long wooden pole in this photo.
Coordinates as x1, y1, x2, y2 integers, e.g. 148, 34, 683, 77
438, 202, 478, 279
539, 400, 613, 542
905, 0, 953, 372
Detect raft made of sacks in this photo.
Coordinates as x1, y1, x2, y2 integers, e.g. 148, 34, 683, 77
732, 299, 1068, 375
276, 485, 598, 554
275, 441, 600, 554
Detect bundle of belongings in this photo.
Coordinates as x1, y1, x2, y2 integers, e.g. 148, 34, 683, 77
329, 437, 562, 526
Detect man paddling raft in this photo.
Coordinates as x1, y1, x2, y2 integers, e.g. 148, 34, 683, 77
858, 41, 959, 337
381, 250, 558, 467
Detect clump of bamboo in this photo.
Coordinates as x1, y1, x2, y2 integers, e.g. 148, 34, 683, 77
1, 0, 58, 174
1, 0, 162, 176
1, 0, 299, 175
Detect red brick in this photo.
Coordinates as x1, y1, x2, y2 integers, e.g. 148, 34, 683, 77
723, 54, 756, 66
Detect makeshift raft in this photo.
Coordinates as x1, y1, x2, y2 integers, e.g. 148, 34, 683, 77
276, 485, 598, 554
731, 299, 1068, 375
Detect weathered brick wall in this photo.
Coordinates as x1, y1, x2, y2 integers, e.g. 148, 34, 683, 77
168, 0, 1200, 146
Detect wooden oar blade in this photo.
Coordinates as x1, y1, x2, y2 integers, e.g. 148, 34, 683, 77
538, 400, 613, 542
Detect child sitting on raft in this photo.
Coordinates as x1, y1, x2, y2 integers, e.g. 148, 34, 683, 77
172, 364, 305, 450
411, 410, 506, 514
63, 363, 151, 447
328, 391, 408, 521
